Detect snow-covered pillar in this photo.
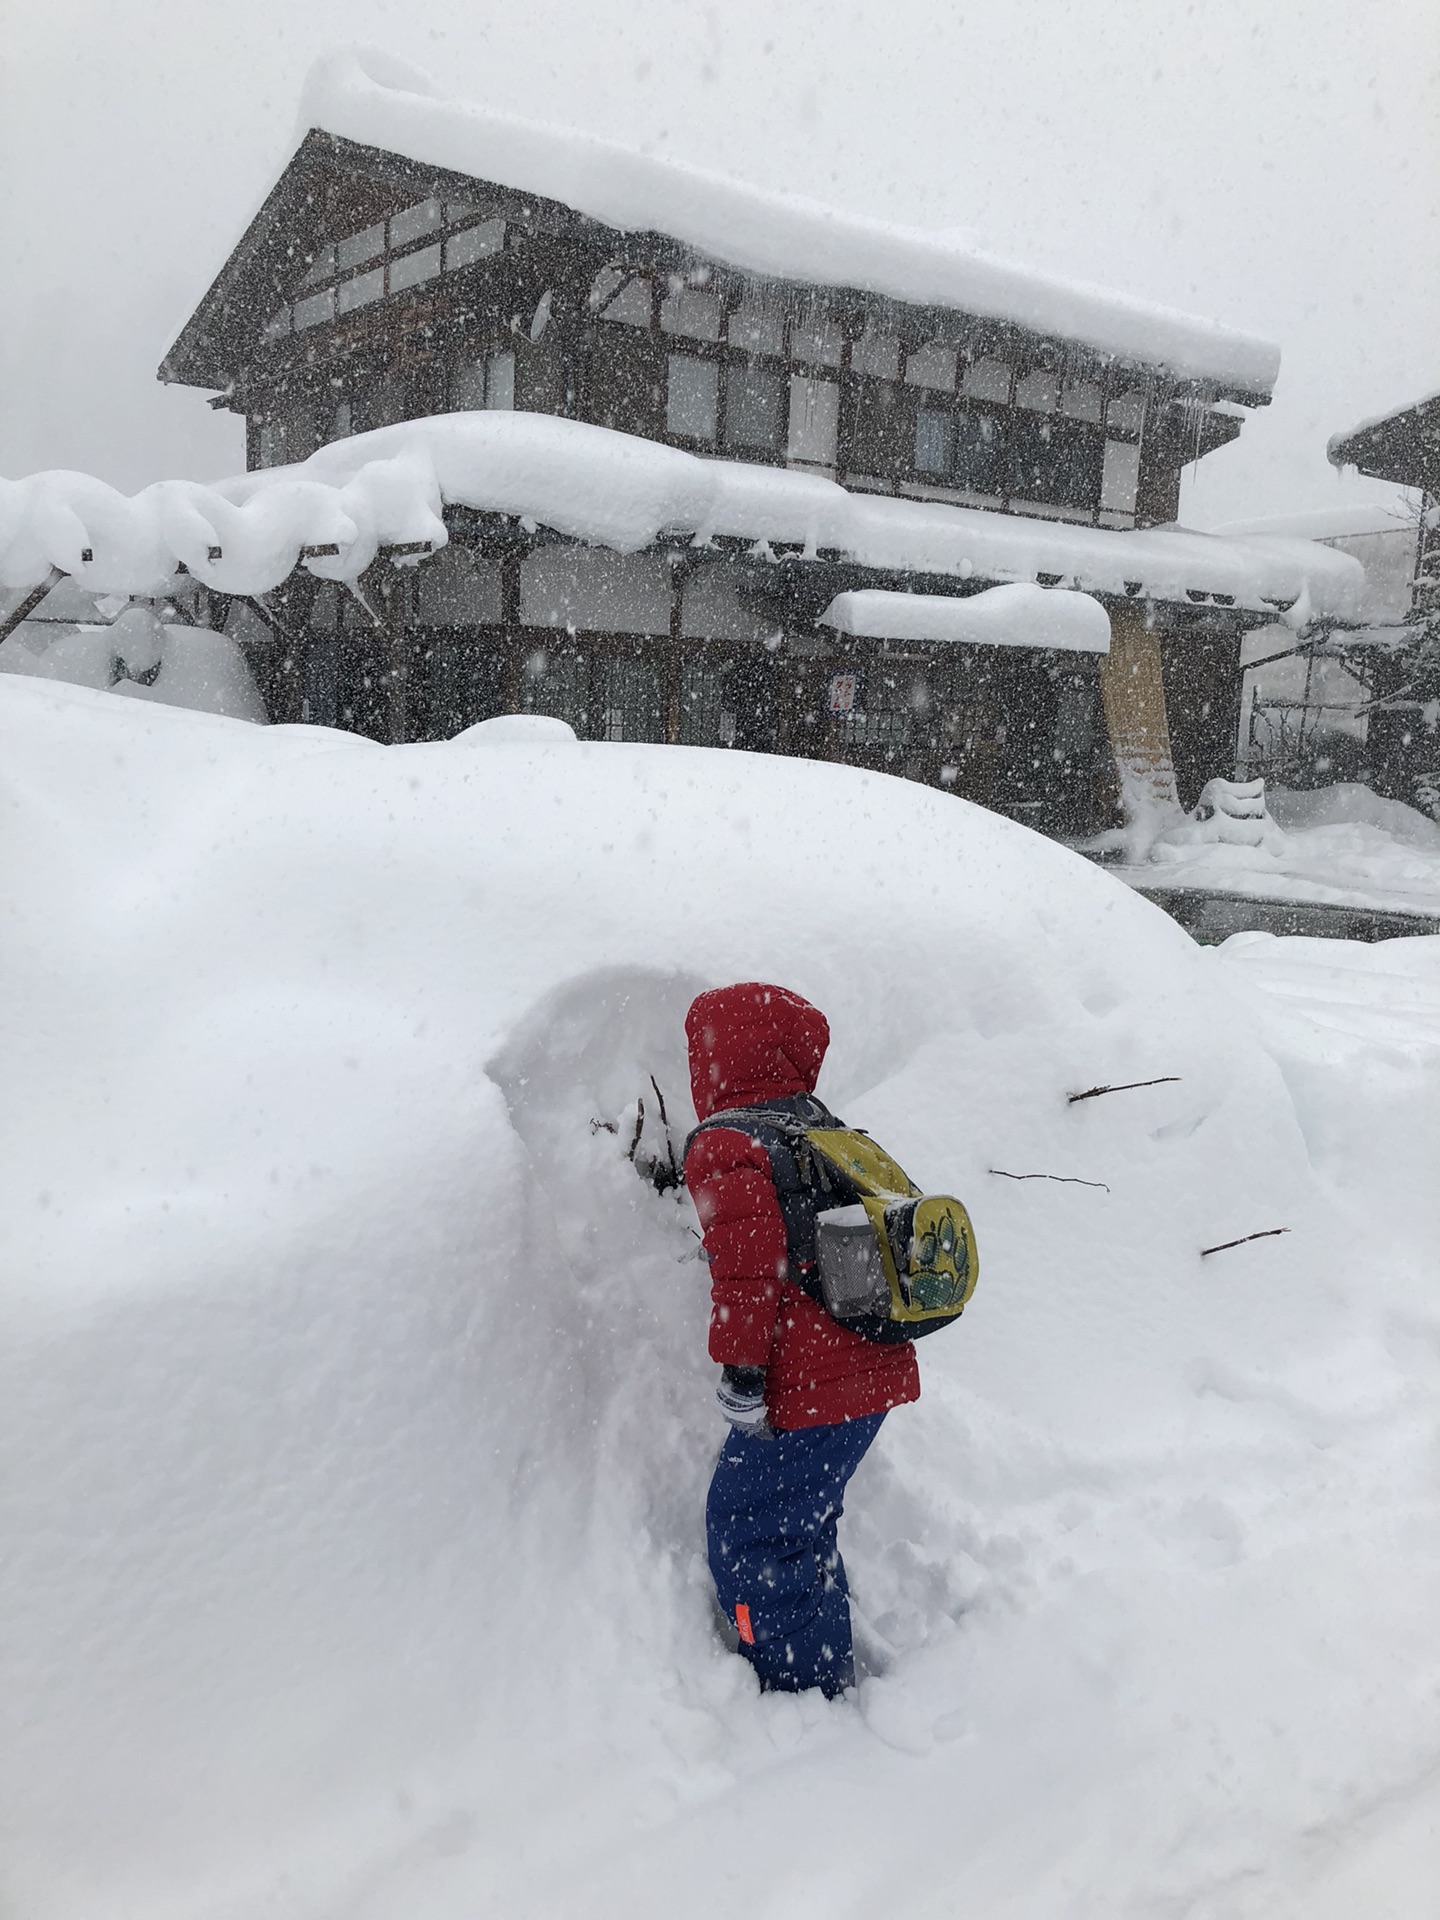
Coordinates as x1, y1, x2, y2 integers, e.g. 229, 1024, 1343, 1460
1097, 601, 1180, 815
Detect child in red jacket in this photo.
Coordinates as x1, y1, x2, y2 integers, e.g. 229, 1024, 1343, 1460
683, 982, 919, 1696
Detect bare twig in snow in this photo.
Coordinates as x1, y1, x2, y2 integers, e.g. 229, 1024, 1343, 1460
1200, 1228, 1290, 1258
989, 1169, 1110, 1193
649, 1076, 680, 1187
1068, 1076, 1181, 1105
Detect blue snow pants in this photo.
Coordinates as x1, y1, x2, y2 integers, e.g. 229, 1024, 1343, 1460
706, 1412, 884, 1698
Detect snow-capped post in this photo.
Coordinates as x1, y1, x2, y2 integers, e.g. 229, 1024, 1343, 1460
383, 563, 409, 744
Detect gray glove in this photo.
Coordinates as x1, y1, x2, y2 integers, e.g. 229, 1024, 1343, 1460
717, 1365, 771, 1437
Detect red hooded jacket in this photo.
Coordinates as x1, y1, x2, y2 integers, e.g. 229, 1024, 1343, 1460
683, 983, 920, 1431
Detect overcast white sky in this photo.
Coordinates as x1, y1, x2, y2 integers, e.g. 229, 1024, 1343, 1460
2, 0, 1436, 527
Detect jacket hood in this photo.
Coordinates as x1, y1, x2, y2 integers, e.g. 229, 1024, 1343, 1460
685, 983, 830, 1121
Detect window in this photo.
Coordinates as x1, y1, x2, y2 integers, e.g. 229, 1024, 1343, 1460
1015, 369, 1060, 413
851, 328, 901, 380
601, 657, 665, 743
445, 218, 505, 271
660, 286, 723, 342
724, 366, 786, 451
293, 288, 335, 331
262, 307, 291, 342
914, 406, 1007, 493
962, 358, 1011, 402
390, 199, 442, 248
300, 245, 335, 287
915, 408, 955, 474
1060, 379, 1103, 423
1107, 388, 1146, 437
728, 288, 786, 357
332, 400, 353, 439
389, 243, 442, 293
905, 342, 957, 391
1100, 440, 1141, 512
667, 354, 720, 441
788, 375, 839, 466
455, 350, 516, 411
601, 277, 654, 327
413, 548, 504, 626
588, 266, 627, 311
790, 305, 844, 368
337, 267, 384, 313
337, 224, 384, 272
485, 350, 516, 411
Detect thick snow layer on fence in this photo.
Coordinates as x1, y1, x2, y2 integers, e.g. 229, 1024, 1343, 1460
3, 675, 1438, 1919
295, 46, 1280, 394
819, 582, 1112, 652
0, 415, 1365, 622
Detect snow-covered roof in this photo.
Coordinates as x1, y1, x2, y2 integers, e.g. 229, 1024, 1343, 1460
818, 583, 1111, 653
1329, 387, 1440, 460
1211, 505, 1413, 542
291, 47, 1279, 396
0, 413, 1364, 621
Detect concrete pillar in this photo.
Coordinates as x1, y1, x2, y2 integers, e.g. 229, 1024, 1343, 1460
1098, 601, 1180, 814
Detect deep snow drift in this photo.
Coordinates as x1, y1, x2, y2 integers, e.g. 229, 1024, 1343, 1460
3, 678, 1438, 1919
1109, 781, 1440, 921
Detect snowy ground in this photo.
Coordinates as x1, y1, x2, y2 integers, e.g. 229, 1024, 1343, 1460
1106, 783, 1440, 923
3, 677, 1438, 1920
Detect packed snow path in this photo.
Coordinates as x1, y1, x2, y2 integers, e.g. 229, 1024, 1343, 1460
2, 678, 1437, 1919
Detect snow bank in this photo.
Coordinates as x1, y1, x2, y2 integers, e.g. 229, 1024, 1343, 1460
0, 606, 265, 723
819, 581, 1111, 652
4, 676, 1437, 1919
0, 414, 1365, 621
1115, 779, 1440, 919
292, 48, 1279, 395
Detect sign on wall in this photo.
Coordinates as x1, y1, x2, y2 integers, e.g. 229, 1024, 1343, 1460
827, 671, 861, 716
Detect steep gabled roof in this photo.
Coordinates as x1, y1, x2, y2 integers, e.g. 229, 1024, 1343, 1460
162, 45, 1281, 399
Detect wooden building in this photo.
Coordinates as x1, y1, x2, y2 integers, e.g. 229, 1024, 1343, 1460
1326, 391, 1440, 802
157, 55, 1358, 835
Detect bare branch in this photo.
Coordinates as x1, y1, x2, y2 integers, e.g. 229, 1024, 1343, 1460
1068, 1077, 1181, 1105
1200, 1228, 1290, 1258
989, 1168, 1110, 1193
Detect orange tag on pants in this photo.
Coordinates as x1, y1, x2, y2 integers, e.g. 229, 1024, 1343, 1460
734, 1602, 755, 1645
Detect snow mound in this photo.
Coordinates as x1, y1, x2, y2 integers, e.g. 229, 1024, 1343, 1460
1267, 780, 1440, 850
3, 677, 1437, 1919
454, 711, 577, 744
0, 606, 266, 722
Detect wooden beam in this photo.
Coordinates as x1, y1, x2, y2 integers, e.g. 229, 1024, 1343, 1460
0, 569, 63, 645
1097, 602, 1179, 815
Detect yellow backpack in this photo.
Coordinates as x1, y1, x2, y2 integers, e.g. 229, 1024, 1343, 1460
688, 1099, 979, 1344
